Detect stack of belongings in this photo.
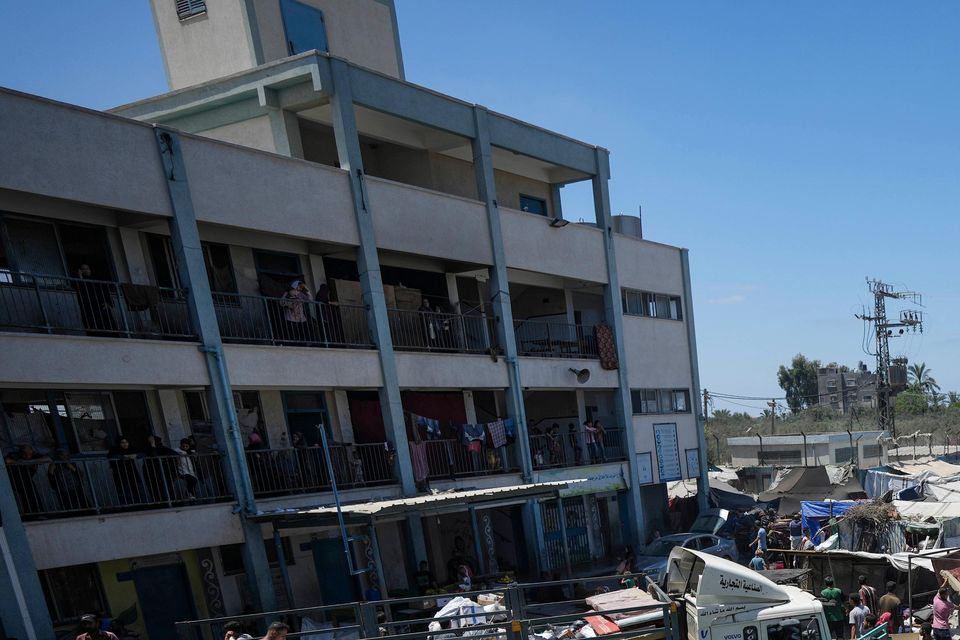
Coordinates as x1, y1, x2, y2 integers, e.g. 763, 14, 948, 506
428, 594, 509, 640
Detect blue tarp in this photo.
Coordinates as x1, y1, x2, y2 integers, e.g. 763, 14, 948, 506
800, 500, 857, 539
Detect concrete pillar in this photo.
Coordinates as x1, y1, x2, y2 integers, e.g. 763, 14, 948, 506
563, 288, 576, 325
463, 390, 478, 424
681, 249, 710, 513
591, 147, 645, 547
117, 227, 150, 285
308, 253, 328, 294
0, 456, 55, 640
258, 87, 304, 159
157, 389, 191, 444
328, 59, 415, 495
445, 273, 461, 309
153, 127, 276, 613
550, 184, 564, 221
332, 390, 356, 443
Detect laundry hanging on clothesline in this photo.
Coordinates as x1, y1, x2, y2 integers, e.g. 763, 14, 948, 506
487, 419, 507, 448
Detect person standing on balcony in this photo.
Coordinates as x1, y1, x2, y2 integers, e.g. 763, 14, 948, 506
108, 437, 146, 507
47, 449, 89, 512
5, 443, 50, 516
583, 420, 598, 464
177, 438, 200, 501
567, 423, 583, 465
280, 280, 314, 344
143, 434, 178, 504
74, 264, 117, 336
593, 420, 606, 463
547, 423, 563, 465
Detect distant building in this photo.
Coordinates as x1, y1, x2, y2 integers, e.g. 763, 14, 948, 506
817, 363, 877, 413
727, 431, 888, 467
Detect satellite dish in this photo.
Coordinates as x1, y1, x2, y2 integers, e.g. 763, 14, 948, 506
569, 368, 591, 384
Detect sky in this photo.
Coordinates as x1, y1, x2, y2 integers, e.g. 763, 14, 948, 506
1, 2, 958, 414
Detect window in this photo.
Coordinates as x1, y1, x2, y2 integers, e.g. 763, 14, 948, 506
758, 450, 802, 466
220, 538, 294, 575
176, 0, 206, 20
834, 446, 855, 463
826, 380, 838, 391
65, 391, 119, 453
280, 0, 328, 55
767, 617, 822, 640
254, 249, 303, 297
147, 234, 237, 293
631, 389, 691, 414
40, 564, 107, 624
519, 194, 548, 216
621, 288, 682, 320
862, 444, 881, 460
845, 378, 857, 387
863, 395, 873, 401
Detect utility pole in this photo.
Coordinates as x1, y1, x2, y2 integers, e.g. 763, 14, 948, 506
703, 389, 713, 463
768, 400, 777, 435
856, 278, 923, 438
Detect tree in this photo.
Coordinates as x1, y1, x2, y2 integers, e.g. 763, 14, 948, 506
908, 362, 940, 396
777, 354, 821, 414
711, 408, 732, 420
896, 391, 928, 415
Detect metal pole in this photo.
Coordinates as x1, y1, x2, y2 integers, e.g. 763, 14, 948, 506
273, 524, 295, 608
908, 554, 913, 631
801, 431, 808, 467
367, 523, 389, 602
556, 497, 573, 578
470, 507, 487, 575
318, 423, 364, 577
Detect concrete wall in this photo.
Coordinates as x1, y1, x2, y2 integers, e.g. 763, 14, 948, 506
621, 317, 692, 389
395, 352, 507, 389
632, 414, 700, 484
0, 334, 208, 387
501, 210, 607, 283
254, 0, 402, 78
224, 344, 383, 388
518, 358, 619, 389
199, 115, 279, 153
26, 503, 244, 569
614, 236, 685, 294
0, 91, 172, 217
366, 177, 493, 266
150, 0, 257, 90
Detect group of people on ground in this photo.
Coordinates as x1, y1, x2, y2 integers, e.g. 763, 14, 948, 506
819, 574, 937, 640
745, 511, 819, 571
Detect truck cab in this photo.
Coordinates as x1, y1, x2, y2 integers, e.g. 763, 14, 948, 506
664, 548, 829, 640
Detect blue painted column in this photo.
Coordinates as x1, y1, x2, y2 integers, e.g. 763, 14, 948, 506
592, 147, 646, 547
681, 249, 710, 512
153, 127, 276, 613
471, 106, 541, 576
0, 456, 55, 640
327, 58, 416, 498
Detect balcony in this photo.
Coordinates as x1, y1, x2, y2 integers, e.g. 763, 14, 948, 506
6, 452, 230, 520
213, 291, 372, 349
528, 427, 628, 470
245, 444, 396, 496
420, 438, 519, 480
388, 307, 496, 355
513, 319, 598, 359
0, 272, 194, 340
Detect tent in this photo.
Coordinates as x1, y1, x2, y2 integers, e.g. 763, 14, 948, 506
800, 500, 857, 539
759, 467, 866, 514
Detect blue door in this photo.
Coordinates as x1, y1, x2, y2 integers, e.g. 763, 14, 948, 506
280, 0, 328, 55
312, 539, 360, 605
133, 563, 198, 640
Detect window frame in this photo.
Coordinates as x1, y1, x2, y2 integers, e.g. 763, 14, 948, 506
39, 563, 109, 625
621, 287, 683, 320
519, 194, 548, 216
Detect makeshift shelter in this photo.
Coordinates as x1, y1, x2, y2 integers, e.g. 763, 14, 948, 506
800, 500, 856, 539
760, 467, 866, 514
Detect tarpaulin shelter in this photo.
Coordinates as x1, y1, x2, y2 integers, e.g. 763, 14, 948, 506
760, 467, 866, 514
800, 500, 856, 539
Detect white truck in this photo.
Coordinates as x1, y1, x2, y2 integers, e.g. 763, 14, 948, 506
663, 548, 830, 640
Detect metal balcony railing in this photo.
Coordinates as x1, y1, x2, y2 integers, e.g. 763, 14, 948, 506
213, 291, 372, 349
421, 438, 518, 479
5, 453, 230, 519
387, 307, 496, 354
513, 319, 598, 359
245, 444, 396, 497
529, 427, 627, 470
0, 271, 194, 339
